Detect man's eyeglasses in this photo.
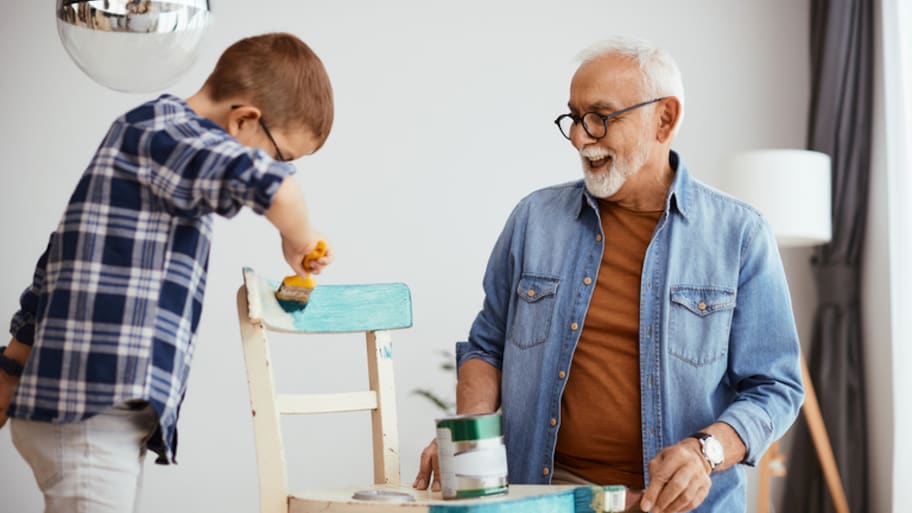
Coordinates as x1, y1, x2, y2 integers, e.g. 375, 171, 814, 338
230, 105, 287, 161
554, 97, 665, 141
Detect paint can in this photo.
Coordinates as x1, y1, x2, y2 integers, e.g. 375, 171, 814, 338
435, 413, 508, 500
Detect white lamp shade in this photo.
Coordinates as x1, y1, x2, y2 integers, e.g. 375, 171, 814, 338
724, 149, 832, 247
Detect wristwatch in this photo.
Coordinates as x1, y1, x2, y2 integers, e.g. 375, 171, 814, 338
689, 432, 724, 471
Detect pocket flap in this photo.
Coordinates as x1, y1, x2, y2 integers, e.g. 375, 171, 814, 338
516, 274, 559, 303
670, 286, 736, 317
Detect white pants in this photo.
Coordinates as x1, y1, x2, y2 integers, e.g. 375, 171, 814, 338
11, 402, 158, 513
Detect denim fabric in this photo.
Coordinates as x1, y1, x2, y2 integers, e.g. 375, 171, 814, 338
456, 152, 804, 513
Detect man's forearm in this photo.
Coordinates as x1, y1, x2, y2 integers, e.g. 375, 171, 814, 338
456, 358, 501, 414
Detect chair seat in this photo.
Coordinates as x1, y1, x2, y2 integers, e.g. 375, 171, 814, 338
288, 484, 583, 512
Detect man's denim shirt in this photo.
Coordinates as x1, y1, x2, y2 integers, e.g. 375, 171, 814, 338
456, 152, 804, 512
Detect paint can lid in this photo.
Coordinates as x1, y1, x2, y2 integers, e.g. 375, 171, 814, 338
352, 490, 416, 502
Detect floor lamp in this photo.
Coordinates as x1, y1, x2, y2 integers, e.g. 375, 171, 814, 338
724, 149, 850, 513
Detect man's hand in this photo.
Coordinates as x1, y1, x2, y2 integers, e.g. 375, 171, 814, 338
639, 438, 711, 513
412, 359, 502, 493
412, 438, 441, 491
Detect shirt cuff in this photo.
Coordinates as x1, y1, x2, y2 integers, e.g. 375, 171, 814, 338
9, 316, 35, 346
455, 341, 503, 373
717, 400, 774, 466
246, 160, 296, 215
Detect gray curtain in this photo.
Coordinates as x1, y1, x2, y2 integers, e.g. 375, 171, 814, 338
782, 1, 873, 513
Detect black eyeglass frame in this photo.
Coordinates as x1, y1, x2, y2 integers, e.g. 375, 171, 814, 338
554, 97, 666, 141
230, 104, 288, 161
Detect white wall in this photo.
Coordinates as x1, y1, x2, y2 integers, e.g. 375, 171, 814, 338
0, 2, 812, 512
866, 1, 912, 512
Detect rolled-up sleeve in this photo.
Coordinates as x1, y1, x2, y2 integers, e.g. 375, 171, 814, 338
133, 127, 295, 219
720, 219, 805, 465
457, 205, 524, 374
10, 239, 51, 346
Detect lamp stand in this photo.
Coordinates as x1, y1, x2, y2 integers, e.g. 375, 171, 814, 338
756, 353, 851, 513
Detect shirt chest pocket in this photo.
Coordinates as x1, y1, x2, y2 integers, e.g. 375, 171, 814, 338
667, 286, 736, 366
509, 274, 559, 349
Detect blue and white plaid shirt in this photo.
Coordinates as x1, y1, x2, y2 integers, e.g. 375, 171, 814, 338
8, 95, 295, 463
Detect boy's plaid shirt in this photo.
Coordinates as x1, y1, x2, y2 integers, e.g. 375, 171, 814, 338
8, 95, 294, 462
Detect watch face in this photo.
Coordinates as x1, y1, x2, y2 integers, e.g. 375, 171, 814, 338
702, 436, 724, 466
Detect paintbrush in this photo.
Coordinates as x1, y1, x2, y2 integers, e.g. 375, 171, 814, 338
275, 240, 327, 305
573, 485, 645, 513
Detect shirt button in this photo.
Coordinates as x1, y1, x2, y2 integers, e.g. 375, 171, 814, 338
527, 289, 536, 297
583, 277, 592, 285
558, 370, 566, 379
550, 418, 557, 427
543, 467, 550, 476
698, 301, 707, 311
646, 326, 652, 337
570, 322, 579, 331
595, 234, 602, 242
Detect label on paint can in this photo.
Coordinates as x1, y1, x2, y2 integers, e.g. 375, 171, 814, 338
603, 485, 626, 512
435, 413, 509, 500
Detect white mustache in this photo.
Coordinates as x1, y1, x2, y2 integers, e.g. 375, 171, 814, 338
580, 147, 614, 161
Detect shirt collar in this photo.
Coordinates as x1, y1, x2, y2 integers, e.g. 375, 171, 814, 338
575, 150, 692, 221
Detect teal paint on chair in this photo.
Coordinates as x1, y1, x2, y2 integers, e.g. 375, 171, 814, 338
242, 267, 413, 333
426, 488, 577, 512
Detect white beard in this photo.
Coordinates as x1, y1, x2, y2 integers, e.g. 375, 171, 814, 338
580, 138, 650, 199
582, 158, 626, 198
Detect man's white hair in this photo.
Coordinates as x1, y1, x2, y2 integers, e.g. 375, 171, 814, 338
576, 36, 685, 135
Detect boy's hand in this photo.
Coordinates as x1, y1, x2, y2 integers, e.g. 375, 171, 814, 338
0, 339, 29, 429
0, 371, 17, 429
282, 235, 333, 277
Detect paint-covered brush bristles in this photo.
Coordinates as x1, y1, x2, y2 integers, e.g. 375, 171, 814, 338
275, 274, 317, 303
574, 485, 643, 513
274, 240, 327, 307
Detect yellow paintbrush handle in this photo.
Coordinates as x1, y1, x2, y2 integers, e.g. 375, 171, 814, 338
280, 240, 327, 287
303, 240, 328, 270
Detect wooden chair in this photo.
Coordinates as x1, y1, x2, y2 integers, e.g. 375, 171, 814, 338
236, 267, 613, 513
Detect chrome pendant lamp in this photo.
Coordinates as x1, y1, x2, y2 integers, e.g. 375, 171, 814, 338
56, 0, 213, 93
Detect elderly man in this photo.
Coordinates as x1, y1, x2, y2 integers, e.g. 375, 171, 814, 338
413, 36, 804, 513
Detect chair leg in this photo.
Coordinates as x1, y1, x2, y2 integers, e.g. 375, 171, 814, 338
238, 288, 289, 513
366, 330, 401, 485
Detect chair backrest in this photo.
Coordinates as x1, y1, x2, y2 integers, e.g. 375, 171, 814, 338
236, 267, 413, 513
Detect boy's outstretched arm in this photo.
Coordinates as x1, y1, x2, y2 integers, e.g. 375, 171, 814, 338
264, 176, 333, 277
0, 338, 30, 429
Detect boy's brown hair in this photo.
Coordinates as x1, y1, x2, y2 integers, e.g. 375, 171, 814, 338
204, 33, 334, 150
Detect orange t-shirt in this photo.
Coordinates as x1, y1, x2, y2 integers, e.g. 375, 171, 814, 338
553, 199, 662, 488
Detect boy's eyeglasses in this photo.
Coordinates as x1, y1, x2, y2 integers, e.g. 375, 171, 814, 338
257, 118, 287, 162
230, 105, 287, 161
554, 97, 665, 141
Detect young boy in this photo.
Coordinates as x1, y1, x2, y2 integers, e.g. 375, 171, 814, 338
0, 32, 333, 513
